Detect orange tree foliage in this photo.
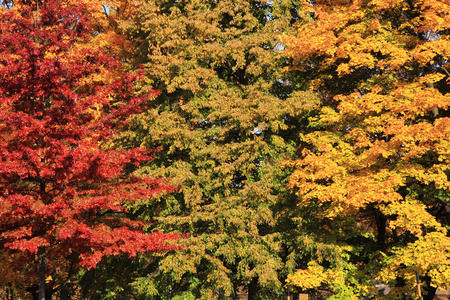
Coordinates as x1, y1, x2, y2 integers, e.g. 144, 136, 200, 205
72, 0, 137, 87
64, 0, 134, 53
283, 0, 450, 299
0, 0, 180, 298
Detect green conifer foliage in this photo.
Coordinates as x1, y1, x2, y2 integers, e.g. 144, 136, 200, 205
118, 0, 317, 298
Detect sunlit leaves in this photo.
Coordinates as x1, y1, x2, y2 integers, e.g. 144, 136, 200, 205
115, 0, 316, 298
284, 0, 450, 297
0, 0, 180, 296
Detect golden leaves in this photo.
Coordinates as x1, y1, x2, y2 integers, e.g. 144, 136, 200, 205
382, 197, 445, 237
287, 262, 327, 289
381, 231, 450, 288
283, 0, 450, 91
287, 260, 368, 299
284, 0, 450, 294
370, 0, 405, 11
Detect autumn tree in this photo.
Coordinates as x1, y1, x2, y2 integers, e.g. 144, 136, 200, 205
283, 0, 450, 299
98, 0, 319, 299
0, 1, 180, 299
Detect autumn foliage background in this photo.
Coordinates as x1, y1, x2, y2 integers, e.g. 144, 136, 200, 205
1, 0, 450, 299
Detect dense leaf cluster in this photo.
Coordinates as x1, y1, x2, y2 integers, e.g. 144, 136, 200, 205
2, 0, 450, 299
0, 1, 179, 299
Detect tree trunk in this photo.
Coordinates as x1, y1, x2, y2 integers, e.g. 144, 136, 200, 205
217, 287, 225, 300
247, 277, 259, 300
60, 285, 69, 300
38, 247, 46, 300
374, 209, 387, 251
423, 286, 437, 300
423, 276, 437, 300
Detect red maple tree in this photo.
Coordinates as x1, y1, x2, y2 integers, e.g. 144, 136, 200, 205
0, 0, 180, 298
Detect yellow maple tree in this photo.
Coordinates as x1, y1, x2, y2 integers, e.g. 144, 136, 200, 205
283, 0, 450, 298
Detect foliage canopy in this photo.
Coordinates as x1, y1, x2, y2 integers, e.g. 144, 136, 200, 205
283, 0, 450, 299
0, 0, 180, 298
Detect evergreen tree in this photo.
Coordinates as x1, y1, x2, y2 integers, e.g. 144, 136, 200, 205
117, 0, 317, 298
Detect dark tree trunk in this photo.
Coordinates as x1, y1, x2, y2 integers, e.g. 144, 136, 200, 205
423, 286, 437, 300
27, 284, 54, 300
26, 285, 39, 300
217, 287, 225, 300
60, 284, 69, 300
374, 209, 387, 250
423, 276, 437, 300
247, 277, 259, 300
38, 247, 46, 300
